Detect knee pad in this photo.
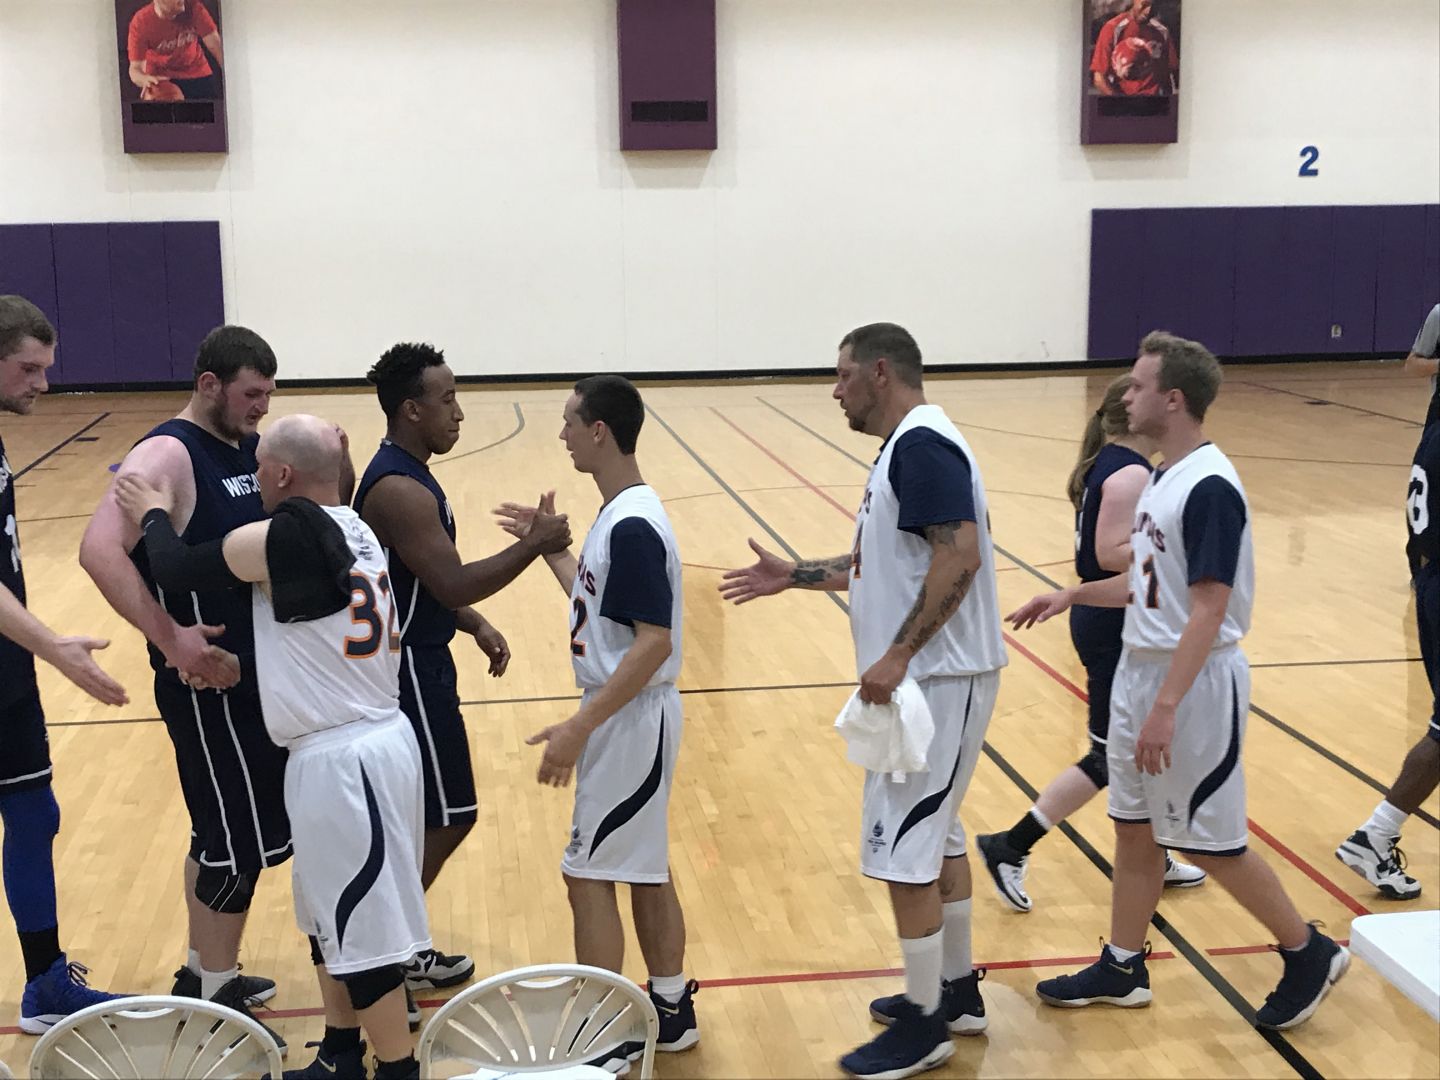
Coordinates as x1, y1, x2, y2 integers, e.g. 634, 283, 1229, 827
1077, 743, 1109, 789
194, 866, 255, 914
0, 785, 61, 838
309, 935, 325, 967
339, 964, 404, 1012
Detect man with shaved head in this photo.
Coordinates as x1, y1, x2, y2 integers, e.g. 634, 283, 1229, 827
117, 413, 429, 1080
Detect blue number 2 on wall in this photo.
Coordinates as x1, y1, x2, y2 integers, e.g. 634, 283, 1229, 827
1298, 146, 1320, 177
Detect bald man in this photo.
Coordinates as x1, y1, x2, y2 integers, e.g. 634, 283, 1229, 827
116, 414, 428, 1080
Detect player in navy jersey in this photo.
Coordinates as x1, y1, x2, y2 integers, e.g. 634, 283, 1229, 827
1334, 383, 1440, 898
495, 376, 699, 1070
0, 296, 131, 1033
976, 375, 1204, 912
355, 343, 571, 996
1009, 332, 1346, 1030
721, 324, 1005, 1080
80, 325, 302, 1050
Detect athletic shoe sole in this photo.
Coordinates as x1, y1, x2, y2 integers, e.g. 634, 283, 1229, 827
868, 1006, 987, 1036
1163, 872, 1208, 889
403, 965, 475, 990
1257, 946, 1350, 1030
841, 1039, 954, 1080
1036, 987, 1152, 1008
657, 1029, 701, 1052
977, 835, 1032, 914
18, 1013, 60, 1036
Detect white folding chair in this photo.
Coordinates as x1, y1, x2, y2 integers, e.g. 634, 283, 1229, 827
28, 994, 284, 1080
418, 964, 659, 1079
0, 1056, 14, 1078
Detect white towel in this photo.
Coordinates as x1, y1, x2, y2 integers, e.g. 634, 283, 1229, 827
834, 678, 935, 781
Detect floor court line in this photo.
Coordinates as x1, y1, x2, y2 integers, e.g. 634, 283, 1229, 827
14, 413, 110, 479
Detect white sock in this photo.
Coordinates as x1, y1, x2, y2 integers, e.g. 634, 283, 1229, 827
1107, 944, 1140, 963
186, 949, 201, 976
1283, 926, 1315, 953
900, 931, 944, 1014
1029, 806, 1053, 831
201, 966, 239, 1000
941, 899, 973, 981
1363, 800, 1408, 842
649, 973, 687, 1004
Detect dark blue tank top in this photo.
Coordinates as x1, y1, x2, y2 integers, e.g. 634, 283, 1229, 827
130, 419, 264, 682
1408, 417, 1440, 575
1075, 443, 1152, 583
0, 435, 38, 706
353, 440, 457, 648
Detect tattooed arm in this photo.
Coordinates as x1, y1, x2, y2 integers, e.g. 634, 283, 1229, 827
857, 520, 981, 704
719, 539, 852, 603
789, 553, 855, 591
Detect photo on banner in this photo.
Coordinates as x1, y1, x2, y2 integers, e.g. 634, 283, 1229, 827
114, 0, 228, 152
1086, 0, 1181, 98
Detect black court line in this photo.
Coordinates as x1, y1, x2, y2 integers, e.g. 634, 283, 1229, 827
15, 413, 110, 478
652, 400, 1323, 1080
1228, 453, 1408, 468
1249, 657, 1422, 669
762, 397, 1440, 834
14, 512, 91, 524
1236, 380, 1422, 428
432, 403, 525, 467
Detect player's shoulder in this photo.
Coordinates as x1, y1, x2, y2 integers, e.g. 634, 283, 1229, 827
118, 429, 193, 479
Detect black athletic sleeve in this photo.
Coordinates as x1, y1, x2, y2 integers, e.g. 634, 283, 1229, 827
1182, 476, 1247, 587
140, 508, 244, 592
600, 518, 673, 629
888, 429, 977, 537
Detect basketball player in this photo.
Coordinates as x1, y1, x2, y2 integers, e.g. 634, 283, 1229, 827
1007, 332, 1348, 1029
976, 375, 1205, 911
79, 326, 297, 1047
1334, 380, 1440, 899
116, 415, 428, 1080
0, 296, 130, 1032
1089, 0, 1178, 97
720, 324, 1005, 1080
354, 342, 571, 993
494, 375, 700, 1070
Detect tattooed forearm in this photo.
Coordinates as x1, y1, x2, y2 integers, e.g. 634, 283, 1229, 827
790, 553, 854, 588
906, 569, 975, 651
891, 584, 927, 647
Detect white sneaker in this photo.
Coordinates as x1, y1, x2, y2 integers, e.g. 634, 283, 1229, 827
1163, 852, 1206, 888
1335, 830, 1421, 900
977, 832, 1032, 912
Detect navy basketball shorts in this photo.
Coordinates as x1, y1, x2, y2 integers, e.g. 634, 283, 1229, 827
1414, 564, 1440, 745
0, 689, 52, 794
155, 676, 292, 875
398, 646, 477, 829
1070, 604, 1125, 761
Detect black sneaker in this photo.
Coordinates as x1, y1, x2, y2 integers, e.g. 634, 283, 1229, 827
839, 998, 953, 1079
211, 975, 288, 1058
173, 965, 278, 1006
869, 969, 987, 1035
977, 832, 1032, 913
1254, 927, 1350, 1030
280, 1039, 366, 1079
401, 948, 475, 990
648, 978, 700, 1051
1036, 943, 1152, 1008
583, 1042, 644, 1076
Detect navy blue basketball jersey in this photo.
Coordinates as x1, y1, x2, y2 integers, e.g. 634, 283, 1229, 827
130, 420, 265, 681
353, 439, 457, 648
1075, 443, 1152, 583
1407, 416, 1440, 575
0, 435, 38, 706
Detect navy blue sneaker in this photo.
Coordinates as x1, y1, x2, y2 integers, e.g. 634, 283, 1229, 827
280, 1040, 367, 1079
19, 955, 129, 1035
869, 969, 987, 1035
840, 999, 953, 1079
648, 978, 700, 1051
172, 965, 278, 1006
1036, 943, 1152, 1008
1255, 927, 1349, 1030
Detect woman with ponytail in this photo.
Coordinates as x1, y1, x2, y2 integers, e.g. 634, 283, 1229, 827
976, 374, 1205, 911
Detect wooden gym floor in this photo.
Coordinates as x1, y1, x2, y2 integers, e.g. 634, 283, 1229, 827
0, 360, 1436, 1078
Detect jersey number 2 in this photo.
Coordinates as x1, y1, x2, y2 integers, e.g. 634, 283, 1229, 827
345, 571, 400, 658
570, 597, 588, 657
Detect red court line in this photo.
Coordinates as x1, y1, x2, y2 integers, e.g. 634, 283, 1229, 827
712, 408, 1374, 919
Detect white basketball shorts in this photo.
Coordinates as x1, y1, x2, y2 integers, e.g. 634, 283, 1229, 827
563, 683, 681, 885
860, 671, 999, 885
287, 713, 431, 974
1108, 645, 1250, 855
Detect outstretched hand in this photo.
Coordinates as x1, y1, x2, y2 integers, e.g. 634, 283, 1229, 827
718, 538, 793, 605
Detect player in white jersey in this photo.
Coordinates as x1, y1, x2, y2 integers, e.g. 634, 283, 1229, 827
1008, 332, 1347, 1031
722, 324, 1006, 1080
495, 375, 698, 1069
116, 415, 428, 1080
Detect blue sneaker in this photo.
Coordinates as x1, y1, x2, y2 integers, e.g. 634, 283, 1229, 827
1254, 927, 1349, 1030
19, 955, 130, 1035
1036, 943, 1152, 1008
280, 1039, 367, 1079
869, 969, 987, 1035
840, 999, 953, 1079
648, 978, 700, 1052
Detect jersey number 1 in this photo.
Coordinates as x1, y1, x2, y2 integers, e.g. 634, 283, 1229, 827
345, 571, 400, 659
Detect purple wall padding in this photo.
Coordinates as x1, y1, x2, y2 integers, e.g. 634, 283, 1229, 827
0, 225, 63, 384
163, 221, 224, 379
1087, 210, 1144, 359
617, 0, 716, 151
1375, 206, 1432, 353
1328, 205, 1380, 355
109, 223, 174, 382
52, 224, 117, 385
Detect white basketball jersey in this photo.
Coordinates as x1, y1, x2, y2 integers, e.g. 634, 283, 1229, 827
570, 485, 683, 690
850, 404, 1007, 679
253, 506, 403, 747
1123, 443, 1253, 651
